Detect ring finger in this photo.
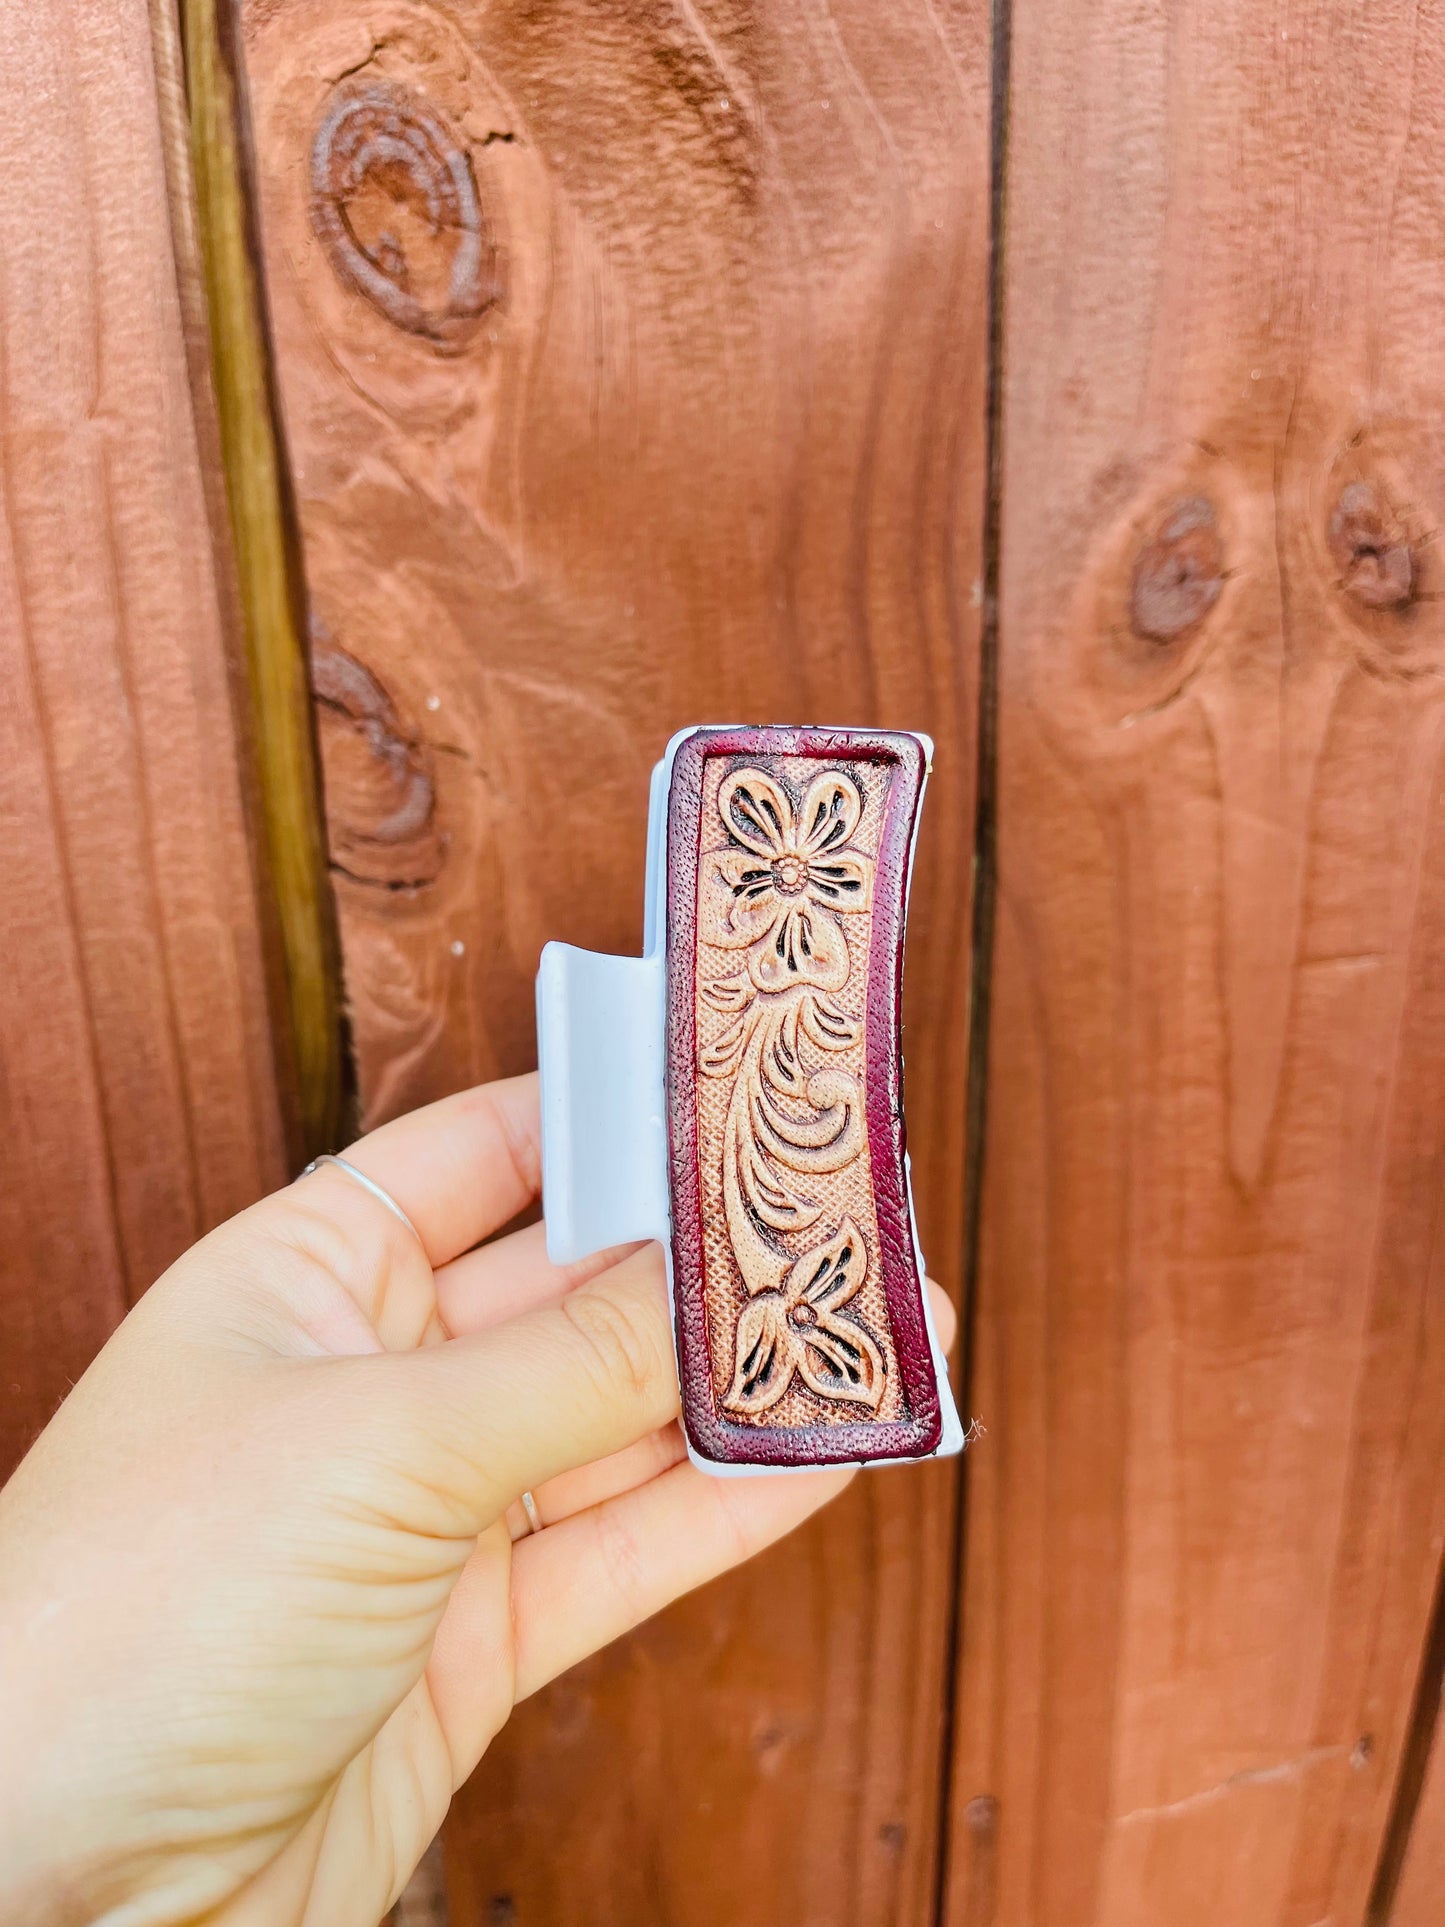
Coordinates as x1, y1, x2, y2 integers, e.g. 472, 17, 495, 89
503, 1421, 688, 1540
497, 1271, 957, 1536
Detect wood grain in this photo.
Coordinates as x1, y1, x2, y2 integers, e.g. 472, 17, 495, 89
0, 0, 289, 1473
945, 3, 1445, 1923
237, 0, 990, 1919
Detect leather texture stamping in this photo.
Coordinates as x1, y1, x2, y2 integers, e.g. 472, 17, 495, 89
666, 726, 946, 1468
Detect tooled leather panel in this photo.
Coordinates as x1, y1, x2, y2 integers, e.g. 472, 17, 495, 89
666, 726, 943, 1468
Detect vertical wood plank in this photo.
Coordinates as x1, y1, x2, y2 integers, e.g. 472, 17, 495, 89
946, 3, 1445, 1924
236, 1, 991, 1919
0, 0, 289, 1470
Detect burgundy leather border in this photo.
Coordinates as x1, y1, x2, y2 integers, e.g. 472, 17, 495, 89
665, 726, 944, 1468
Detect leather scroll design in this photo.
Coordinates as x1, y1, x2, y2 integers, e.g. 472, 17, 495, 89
699, 764, 885, 1416
667, 727, 945, 1469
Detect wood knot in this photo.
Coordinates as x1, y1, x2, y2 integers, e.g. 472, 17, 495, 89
310, 634, 444, 889
1130, 496, 1224, 643
310, 84, 499, 349
1328, 480, 1415, 610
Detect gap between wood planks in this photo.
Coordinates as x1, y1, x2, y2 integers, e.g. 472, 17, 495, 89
176, 0, 347, 1159
1367, 1554, 1445, 1923
931, 0, 1010, 1919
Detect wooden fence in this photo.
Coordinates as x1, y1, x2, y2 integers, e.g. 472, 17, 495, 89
4, 0, 1445, 1922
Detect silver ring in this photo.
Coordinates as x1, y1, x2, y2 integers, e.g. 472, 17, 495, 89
302, 1153, 423, 1246
519, 1489, 543, 1535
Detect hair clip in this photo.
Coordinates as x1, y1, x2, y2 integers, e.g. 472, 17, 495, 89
537, 725, 963, 1474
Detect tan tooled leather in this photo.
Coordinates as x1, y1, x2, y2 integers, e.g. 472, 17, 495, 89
665, 727, 944, 1469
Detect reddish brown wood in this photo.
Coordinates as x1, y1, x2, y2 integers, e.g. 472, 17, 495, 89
945, 3, 1445, 1923
237, 0, 989, 1918
0, 0, 289, 1473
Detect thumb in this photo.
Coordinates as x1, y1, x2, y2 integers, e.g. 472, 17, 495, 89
337, 1243, 682, 1531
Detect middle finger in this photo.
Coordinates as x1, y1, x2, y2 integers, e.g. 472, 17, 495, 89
435, 1221, 646, 1336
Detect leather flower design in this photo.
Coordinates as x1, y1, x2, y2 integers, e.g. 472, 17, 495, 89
711, 768, 874, 992
698, 758, 889, 1422
725, 1219, 884, 1414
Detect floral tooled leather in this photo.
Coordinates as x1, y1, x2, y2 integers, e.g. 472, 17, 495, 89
666, 727, 943, 1469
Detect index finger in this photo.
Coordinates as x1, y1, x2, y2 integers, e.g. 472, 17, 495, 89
335, 1072, 542, 1266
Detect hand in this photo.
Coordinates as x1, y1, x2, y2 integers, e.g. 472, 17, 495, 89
0, 1073, 956, 1927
